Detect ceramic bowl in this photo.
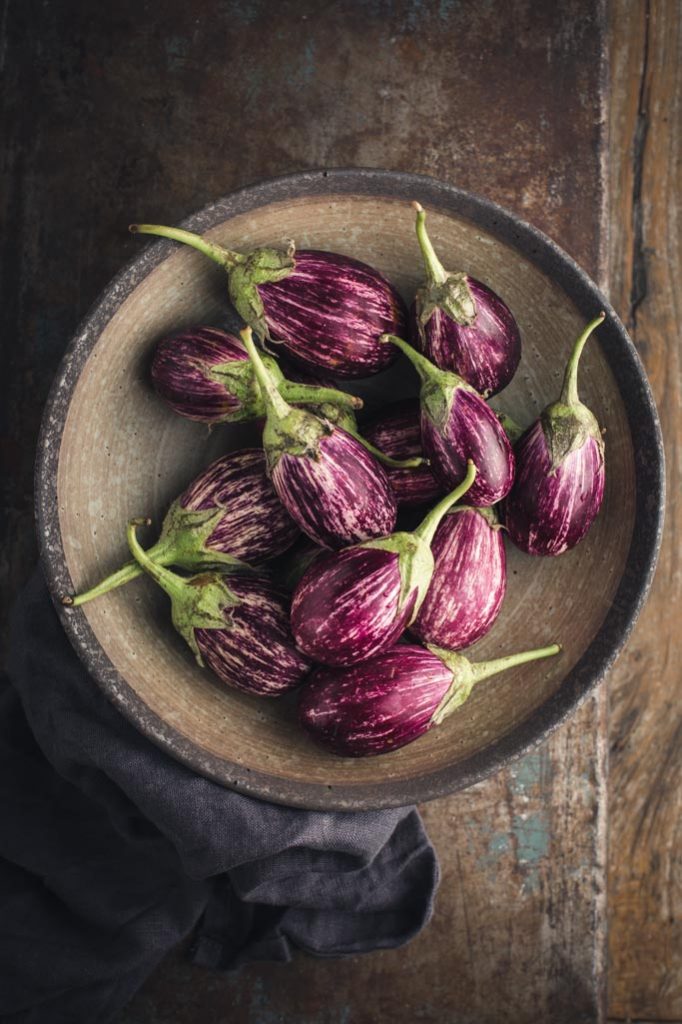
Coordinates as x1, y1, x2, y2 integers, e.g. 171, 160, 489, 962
36, 169, 664, 809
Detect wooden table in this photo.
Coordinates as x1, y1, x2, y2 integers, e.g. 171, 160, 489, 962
0, 1, 678, 1021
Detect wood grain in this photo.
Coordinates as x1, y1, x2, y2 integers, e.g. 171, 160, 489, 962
607, 0, 682, 1017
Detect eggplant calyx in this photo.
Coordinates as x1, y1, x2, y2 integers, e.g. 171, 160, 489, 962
445, 504, 501, 530
541, 400, 604, 473
229, 248, 296, 342
158, 501, 255, 571
362, 532, 433, 623
127, 519, 240, 665
381, 333, 473, 433
415, 273, 477, 332
493, 410, 525, 445
412, 201, 476, 327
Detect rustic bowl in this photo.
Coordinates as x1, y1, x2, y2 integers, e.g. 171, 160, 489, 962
36, 169, 663, 810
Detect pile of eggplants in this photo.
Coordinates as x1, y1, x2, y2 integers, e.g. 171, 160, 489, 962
63, 203, 610, 758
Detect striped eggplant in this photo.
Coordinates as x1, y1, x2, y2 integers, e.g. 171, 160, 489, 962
290, 462, 477, 667
382, 334, 515, 506
130, 224, 407, 378
151, 325, 362, 425
241, 328, 397, 549
505, 314, 606, 556
126, 519, 310, 696
410, 505, 506, 649
409, 202, 521, 396
63, 449, 299, 607
362, 399, 443, 506
299, 641, 561, 757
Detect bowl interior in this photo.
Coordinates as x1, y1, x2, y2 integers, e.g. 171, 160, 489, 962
55, 193, 635, 805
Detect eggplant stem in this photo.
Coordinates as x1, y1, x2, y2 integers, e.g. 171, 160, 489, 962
280, 382, 363, 411
127, 519, 185, 602
240, 327, 292, 422
66, 537, 177, 606
470, 643, 562, 685
559, 313, 606, 407
380, 334, 441, 385
413, 202, 448, 286
351, 431, 426, 469
129, 224, 242, 269
413, 460, 477, 547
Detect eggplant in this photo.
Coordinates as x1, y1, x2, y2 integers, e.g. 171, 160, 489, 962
299, 641, 561, 757
362, 399, 443, 506
130, 224, 407, 378
240, 328, 397, 549
381, 334, 515, 506
126, 519, 310, 696
151, 325, 363, 424
505, 314, 606, 556
410, 505, 506, 649
290, 461, 477, 667
409, 202, 521, 396
64, 449, 299, 607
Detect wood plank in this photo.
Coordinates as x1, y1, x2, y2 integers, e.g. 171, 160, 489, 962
0, 1, 610, 1021
606, 0, 682, 1018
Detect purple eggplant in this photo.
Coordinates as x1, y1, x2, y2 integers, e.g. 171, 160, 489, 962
299, 641, 561, 757
151, 325, 363, 425
505, 314, 606, 556
126, 519, 310, 696
64, 449, 299, 607
130, 224, 407, 378
409, 202, 521, 396
290, 461, 477, 667
240, 328, 397, 549
410, 506, 506, 649
362, 399, 443, 506
381, 334, 515, 506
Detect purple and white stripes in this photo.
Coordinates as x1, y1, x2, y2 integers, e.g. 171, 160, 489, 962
271, 428, 397, 549
196, 576, 311, 696
411, 508, 506, 649
363, 400, 443, 506
179, 449, 299, 563
504, 421, 605, 556
259, 251, 407, 378
298, 644, 453, 757
151, 326, 248, 422
421, 389, 515, 506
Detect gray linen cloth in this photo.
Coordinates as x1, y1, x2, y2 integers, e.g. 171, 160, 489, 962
0, 571, 439, 1023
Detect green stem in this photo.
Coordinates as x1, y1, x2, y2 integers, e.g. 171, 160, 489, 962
240, 327, 292, 423
126, 519, 186, 603
129, 224, 242, 269
380, 333, 442, 387
280, 382, 363, 411
351, 431, 425, 469
470, 643, 562, 685
413, 201, 447, 286
413, 460, 477, 546
64, 538, 175, 607
559, 313, 606, 407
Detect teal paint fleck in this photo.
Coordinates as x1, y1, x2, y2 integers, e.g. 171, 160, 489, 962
509, 749, 547, 796
512, 812, 550, 864
488, 832, 511, 857
438, 0, 457, 20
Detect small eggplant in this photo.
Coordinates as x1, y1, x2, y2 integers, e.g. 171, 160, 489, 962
410, 506, 506, 649
127, 519, 310, 696
151, 325, 363, 424
299, 641, 561, 757
505, 314, 606, 556
362, 399, 443, 506
409, 202, 521, 396
64, 449, 299, 607
241, 328, 397, 549
381, 334, 515, 506
130, 224, 407, 378
290, 461, 477, 667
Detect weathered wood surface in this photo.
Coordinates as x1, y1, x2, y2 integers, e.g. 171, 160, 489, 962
606, 0, 682, 1018
0, 1, 616, 1021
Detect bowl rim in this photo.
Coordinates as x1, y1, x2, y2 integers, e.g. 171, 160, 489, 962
35, 167, 665, 811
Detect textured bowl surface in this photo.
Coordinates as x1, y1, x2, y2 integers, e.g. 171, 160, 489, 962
36, 169, 664, 810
